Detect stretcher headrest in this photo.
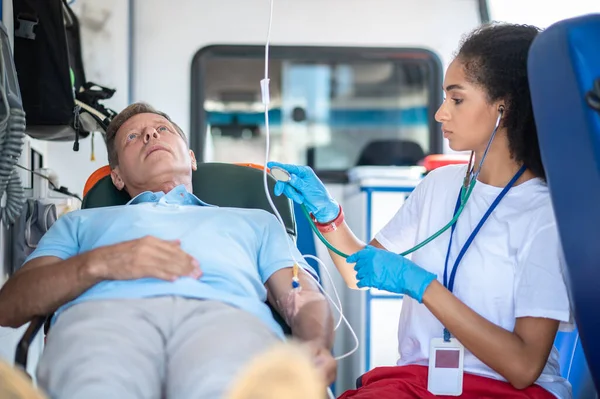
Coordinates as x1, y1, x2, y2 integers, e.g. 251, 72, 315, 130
82, 163, 297, 238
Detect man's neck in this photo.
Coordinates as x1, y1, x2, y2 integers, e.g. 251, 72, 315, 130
472, 135, 535, 188
127, 178, 193, 198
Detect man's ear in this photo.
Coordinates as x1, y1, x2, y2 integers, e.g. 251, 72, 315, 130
190, 150, 197, 171
110, 167, 125, 191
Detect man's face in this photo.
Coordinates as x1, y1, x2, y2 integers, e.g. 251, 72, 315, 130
110, 113, 197, 192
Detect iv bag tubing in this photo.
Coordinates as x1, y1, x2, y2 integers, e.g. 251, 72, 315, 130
301, 178, 477, 259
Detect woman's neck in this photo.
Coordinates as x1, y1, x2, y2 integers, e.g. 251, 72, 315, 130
471, 134, 535, 187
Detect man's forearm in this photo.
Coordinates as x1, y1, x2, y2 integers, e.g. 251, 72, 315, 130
0, 253, 102, 328
289, 293, 334, 349
266, 268, 335, 348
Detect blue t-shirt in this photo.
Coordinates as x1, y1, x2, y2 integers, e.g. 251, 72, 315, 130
26, 185, 312, 337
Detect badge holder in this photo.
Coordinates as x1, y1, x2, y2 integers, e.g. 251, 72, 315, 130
427, 337, 464, 396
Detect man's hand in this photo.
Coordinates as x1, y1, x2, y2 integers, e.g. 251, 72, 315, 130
265, 268, 336, 385
0, 236, 202, 328
303, 341, 337, 386
90, 236, 202, 281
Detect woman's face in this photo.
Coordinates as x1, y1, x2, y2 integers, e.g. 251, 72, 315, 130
435, 59, 504, 153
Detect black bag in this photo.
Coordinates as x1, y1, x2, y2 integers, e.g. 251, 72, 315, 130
13, 0, 116, 147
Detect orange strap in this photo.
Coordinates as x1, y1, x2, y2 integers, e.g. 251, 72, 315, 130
234, 162, 270, 172
83, 165, 111, 197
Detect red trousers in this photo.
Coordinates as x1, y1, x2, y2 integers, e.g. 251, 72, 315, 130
338, 366, 556, 399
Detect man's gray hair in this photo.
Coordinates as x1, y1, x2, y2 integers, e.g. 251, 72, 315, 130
105, 102, 187, 168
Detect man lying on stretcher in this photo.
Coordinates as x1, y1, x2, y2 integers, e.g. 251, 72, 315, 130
0, 102, 336, 399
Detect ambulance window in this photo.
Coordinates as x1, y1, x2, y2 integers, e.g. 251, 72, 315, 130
191, 46, 442, 181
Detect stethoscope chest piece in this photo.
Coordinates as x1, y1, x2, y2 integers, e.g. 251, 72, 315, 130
270, 166, 291, 182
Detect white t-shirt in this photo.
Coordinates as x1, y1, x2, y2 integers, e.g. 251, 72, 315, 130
375, 164, 573, 399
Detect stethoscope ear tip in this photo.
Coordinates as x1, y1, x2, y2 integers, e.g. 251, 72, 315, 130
497, 106, 506, 120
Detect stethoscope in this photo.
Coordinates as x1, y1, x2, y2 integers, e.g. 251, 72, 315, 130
271, 107, 509, 259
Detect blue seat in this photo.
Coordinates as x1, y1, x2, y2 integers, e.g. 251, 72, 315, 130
554, 328, 597, 398
528, 13, 600, 395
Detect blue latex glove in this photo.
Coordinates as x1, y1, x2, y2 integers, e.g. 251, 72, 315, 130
347, 246, 437, 302
267, 162, 340, 223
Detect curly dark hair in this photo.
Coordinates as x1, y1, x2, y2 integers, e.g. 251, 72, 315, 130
456, 23, 545, 180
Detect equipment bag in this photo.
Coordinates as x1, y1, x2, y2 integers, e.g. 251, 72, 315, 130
13, 0, 116, 147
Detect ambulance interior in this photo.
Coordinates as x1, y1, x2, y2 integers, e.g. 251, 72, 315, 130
0, 0, 599, 397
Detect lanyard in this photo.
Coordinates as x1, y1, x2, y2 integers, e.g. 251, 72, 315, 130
441, 165, 526, 341
443, 165, 527, 294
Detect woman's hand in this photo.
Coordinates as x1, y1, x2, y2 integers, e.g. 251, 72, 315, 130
346, 245, 436, 302
267, 162, 340, 223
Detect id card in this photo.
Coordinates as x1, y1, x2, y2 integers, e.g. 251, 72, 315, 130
427, 337, 464, 396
